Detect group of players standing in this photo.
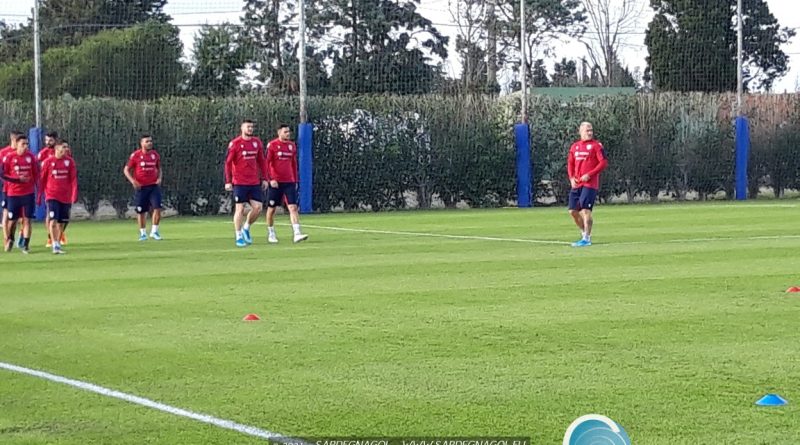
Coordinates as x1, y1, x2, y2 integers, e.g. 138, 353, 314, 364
0, 119, 308, 254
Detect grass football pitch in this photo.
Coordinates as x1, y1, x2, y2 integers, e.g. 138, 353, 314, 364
2, 201, 800, 444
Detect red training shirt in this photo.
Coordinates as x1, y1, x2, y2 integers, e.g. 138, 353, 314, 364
37, 146, 55, 164
1, 150, 38, 196
126, 149, 161, 187
266, 138, 298, 183
40, 156, 78, 204
0, 146, 14, 192
567, 139, 608, 190
224, 136, 267, 186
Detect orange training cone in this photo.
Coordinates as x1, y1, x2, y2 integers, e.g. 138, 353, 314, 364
242, 313, 261, 321
786, 287, 800, 293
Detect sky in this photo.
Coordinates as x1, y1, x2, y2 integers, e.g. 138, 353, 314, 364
2, 0, 800, 92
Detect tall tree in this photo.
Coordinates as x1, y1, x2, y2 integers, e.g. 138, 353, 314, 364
240, 0, 297, 94
0, 0, 168, 63
579, 0, 642, 87
188, 24, 250, 97
644, 0, 794, 92
450, 0, 488, 92
531, 58, 550, 87
552, 57, 577, 86
495, 0, 586, 90
317, 0, 449, 94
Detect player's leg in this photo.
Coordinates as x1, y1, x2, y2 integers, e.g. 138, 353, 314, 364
284, 183, 307, 243
53, 203, 70, 254
134, 187, 150, 241
265, 185, 283, 243
60, 220, 68, 245
575, 188, 597, 247
48, 201, 64, 254
232, 186, 248, 246
242, 187, 262, 245
19, 195, 34, 253
568, 188, 585, 244
44, 209, 52, 247
1, 193, 7, 246
4, 201, 18, 252
149, 186, 163, 240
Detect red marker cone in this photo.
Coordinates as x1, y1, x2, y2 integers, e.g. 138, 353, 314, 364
786, 287, 800, 293
242, 313, 261, 321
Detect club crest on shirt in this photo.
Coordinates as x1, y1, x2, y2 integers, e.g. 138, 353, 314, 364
151, 154, 155, 160
253, 142, 258, 148
65, 160, 70, 167
586, 144, 593, 150
26, 156, 31, 163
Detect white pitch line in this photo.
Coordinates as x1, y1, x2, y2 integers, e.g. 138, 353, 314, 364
299, 224, 570, 245
0, 361, 306, 444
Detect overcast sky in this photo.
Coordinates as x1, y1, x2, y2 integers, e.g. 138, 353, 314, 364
2, 0, 800, 92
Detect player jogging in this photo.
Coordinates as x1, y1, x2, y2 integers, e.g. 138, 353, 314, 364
38, 132, 62, 247
567, 122, 608, 247
123, 135, 163, 241
224, 120, 268, 247
1, 131, 23, 245
38, 140, 77, 254
2, 135, 38, 253
265, 124, 308, 244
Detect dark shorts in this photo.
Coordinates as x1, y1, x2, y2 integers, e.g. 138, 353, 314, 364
267, 182, 298, 208
568, 186, 597, 211
0, 191, 5, 209
47, 200, 72, 223
6, 194, 35, 221
233, 185, 264, 204
134, 185, 162, 214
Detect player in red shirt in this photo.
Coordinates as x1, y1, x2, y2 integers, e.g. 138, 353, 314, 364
38, 131, 60, 247
38, 140, 77, 255
1, 131, 23, 244
123, 135, 163, 241
567, 122, 609, 247
224, 119, 268, 247
265, 124, 308, 244
2, 135, 39, 253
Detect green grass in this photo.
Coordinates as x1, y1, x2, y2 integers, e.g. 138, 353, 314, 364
2, 202, 800, 444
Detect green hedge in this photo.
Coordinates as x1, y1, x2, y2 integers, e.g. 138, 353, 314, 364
0, 93, 797, 217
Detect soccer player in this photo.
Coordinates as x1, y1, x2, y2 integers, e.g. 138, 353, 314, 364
224, 120, 268, 247
1, 135, 38, 253
567, 122, 609, 247
123, 135, 163, 241
1, 131, 22, 244
38, 132, 59, 247
38, 140, 77, 254
265, 124, 308, 244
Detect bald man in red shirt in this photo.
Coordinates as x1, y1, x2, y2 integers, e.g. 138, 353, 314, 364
567, 122, 608, 247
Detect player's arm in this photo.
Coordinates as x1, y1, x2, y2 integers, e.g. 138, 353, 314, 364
265, 142, 278, 188
70, 162, 79, 203
123, 157, 140, 189
37, 163, 48, 205
585, 144, 609, 178
156, 155, 163, 186
223, 144, 235, 191
567, 145, 577, 188
292, 143, 299, 183
257, 142, 269, 188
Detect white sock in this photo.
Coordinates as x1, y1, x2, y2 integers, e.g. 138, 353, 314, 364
140, 228, 147, 236
292, 223, 301, 235
585, 233, 591, 241
236, 230, 243, 239
243, 222, 250, 231
151, 224, 159, 234
581, 231, 586, 239
268, 226, 276, 236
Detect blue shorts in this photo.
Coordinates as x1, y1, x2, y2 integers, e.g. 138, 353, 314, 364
267, 182, 298, 207
134, 185, 162, 214
233, 185, 264, 204
0, 190, 5, 209
6, 194, 35, 221
47, 200, 72, 223
568, 187, 597, 211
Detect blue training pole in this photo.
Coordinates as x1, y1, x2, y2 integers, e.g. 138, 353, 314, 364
28, 127, 46, 220
514, 123, 532, 208
297, 123, 313, 214
734, 116, 750, 200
